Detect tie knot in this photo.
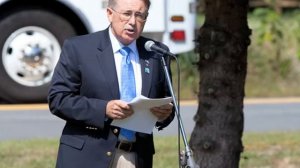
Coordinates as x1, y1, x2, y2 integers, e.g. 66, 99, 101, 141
119, 47, 131, 57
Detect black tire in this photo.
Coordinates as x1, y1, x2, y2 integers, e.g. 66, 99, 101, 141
0, 10, 76, 103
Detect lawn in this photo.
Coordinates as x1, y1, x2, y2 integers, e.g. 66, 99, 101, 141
0, 132, 299, 168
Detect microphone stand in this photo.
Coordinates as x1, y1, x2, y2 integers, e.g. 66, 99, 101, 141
160, 54, 199, 168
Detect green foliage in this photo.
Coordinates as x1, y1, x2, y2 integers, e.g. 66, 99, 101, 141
246, 8, 300, 97
249, 8, 300, 78
173, 9, 300, 99
172, 51, 199, 99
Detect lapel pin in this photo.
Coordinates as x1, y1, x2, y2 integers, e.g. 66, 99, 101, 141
145, 67, 150, 74
145, 60, 150, 66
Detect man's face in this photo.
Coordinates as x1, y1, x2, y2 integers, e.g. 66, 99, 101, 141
107, 0, 148, 45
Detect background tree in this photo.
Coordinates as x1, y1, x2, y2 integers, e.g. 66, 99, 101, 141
189, 0, 251, 167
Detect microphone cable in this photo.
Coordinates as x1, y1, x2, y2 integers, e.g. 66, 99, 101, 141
169, 54, 182, 168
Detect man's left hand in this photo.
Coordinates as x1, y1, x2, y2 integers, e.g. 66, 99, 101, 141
150, 103, 173, 121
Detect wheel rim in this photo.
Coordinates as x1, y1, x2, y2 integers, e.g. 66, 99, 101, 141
2, 26, 61, 87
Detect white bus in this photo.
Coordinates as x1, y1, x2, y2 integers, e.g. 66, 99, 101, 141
0, 0, 197, 103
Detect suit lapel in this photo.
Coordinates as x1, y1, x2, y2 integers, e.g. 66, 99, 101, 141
95, 32, 155, 99
137, 38, 153, 97
96, 29, 120, 99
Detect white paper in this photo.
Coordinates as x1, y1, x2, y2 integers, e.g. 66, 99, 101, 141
111, 95, 172, 134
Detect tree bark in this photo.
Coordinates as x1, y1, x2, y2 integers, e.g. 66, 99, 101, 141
190, 0, 251, 167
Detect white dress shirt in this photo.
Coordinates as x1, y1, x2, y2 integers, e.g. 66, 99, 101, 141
109, 27, 142, 99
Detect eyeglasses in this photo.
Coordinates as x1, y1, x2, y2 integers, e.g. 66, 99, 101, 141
110, 8, 148, 22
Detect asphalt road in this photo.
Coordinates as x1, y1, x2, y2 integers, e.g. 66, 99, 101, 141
1, 100, 300, 141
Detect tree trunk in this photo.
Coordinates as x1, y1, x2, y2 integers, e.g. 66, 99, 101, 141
190, 0, 251, 167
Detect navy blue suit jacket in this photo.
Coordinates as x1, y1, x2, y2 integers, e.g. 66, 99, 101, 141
48, 28, 175, 168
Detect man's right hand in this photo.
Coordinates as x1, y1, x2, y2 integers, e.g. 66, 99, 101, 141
106, 100, 134, 120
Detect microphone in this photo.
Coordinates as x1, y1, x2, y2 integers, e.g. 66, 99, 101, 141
144, 41, 176, 57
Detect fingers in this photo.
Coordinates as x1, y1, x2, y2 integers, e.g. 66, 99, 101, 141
151, 103, 173, 113
106, 101, 173, 121
151, 103, 173, 121
106, 100, 134, 120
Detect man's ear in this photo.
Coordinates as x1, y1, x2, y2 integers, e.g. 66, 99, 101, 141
107, 8, 113, 22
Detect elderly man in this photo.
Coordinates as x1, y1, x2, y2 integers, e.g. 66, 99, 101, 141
48, 0, 174, 167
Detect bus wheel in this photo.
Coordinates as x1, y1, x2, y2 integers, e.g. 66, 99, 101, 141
0, 10, 76, 103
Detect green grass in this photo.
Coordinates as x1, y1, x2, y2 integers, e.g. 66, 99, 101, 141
240, 132, 300, 168
0, 139, 58, 168
1, 132, 300, 168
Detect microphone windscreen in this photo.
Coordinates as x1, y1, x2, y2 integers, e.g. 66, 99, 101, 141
145, 41, 155, 51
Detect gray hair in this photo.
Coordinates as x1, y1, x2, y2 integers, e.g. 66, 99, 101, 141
108, 0, 151, 9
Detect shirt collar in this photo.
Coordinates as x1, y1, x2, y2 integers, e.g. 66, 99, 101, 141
109, 27, 138, 56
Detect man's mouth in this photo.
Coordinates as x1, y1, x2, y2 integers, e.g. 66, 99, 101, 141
125, 28, 135, 34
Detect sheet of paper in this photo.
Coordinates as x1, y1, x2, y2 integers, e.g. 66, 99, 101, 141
111, 95, 172, 134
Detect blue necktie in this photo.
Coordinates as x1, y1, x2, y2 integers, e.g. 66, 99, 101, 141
119, 47, 136, 142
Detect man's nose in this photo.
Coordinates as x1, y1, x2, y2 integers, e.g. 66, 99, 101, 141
128, 14, 137, 24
